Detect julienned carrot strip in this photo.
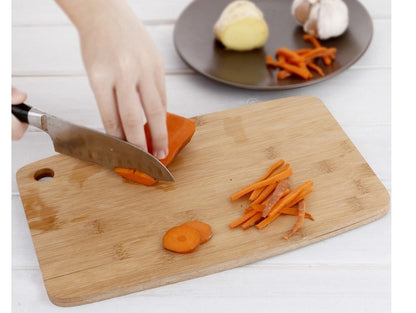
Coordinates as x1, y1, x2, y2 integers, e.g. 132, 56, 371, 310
255, 212, 282, 229
303, 47, 337, 63
229, 210, 258, 228
283, 200, 306, 240
249, 187, 264, 201
251, 159, 285, 184
268, 181, 314, 218
303, 34, 332, 65
265, 55, 279, 68
275, 47, 304, 64
277, 55, 286, 62
244, 204, 266, 214
262, 179, 291, 217
280, 207, 314, 221
230, 167, 293, 201
307, 62, 324, 77
241, 212, 263, 230
294, 48, 313, 55
302, 34, 321, 47
277, 70, 292, 80
249, 160, 290, 204
251, 182, 278, 205
261, 188, 290, 206
274, 61, 312, 80
284, 188, 314, 211
256, 188, 313, 230
248, 159, 284, 201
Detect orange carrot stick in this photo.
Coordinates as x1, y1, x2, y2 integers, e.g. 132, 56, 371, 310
251, 182, 278, 205
274, 61, 312, 80
244, 204, 266, 214
255, 212, 282, 229
241, 212, 263, 230
280, 207, 314, 221
303, 34, 332, 65
229, 210, 258, 228
294, 48, 313, 55
303, 47, 337, 63
307, 62, 324, 77
248, 159, 285, 201
265, 55, 279, 68
256, 187, 313, 230
283, 200, 306, 239
262, 179, 291, 217
275, 47, 304, 64
284, 188, 314, 210
255, 159, 285, 182
277, 70, 292, 80
251, 162, 290, 201
268, 181, 314, 218
230, 167, 293, 201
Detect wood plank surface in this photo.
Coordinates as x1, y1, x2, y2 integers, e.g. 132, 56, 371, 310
11, 0, 390, 26
16, 96, 390, 306
11, 19, 390, 76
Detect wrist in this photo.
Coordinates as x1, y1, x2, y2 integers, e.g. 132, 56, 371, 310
55, 0, 130, 32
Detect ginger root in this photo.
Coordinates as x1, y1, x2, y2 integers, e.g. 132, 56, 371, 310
213, 0, 269, 51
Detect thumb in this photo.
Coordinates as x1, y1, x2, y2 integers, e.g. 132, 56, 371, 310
12, 86, 27, 105
11, 86, 29, 140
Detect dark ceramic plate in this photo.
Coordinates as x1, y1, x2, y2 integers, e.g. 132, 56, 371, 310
173, 0, 373, 90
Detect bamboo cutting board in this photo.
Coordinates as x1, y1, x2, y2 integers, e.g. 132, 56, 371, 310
16, 96, 389, 306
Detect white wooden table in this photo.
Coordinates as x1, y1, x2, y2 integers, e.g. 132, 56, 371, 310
12, 0, 391, 312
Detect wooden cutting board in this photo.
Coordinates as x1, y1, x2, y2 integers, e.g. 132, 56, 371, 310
16, 96, 389, 306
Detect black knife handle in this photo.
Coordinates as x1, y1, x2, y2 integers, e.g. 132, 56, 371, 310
12, 103, 32, 124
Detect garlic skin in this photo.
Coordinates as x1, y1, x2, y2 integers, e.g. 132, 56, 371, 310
291, 0, 349, 40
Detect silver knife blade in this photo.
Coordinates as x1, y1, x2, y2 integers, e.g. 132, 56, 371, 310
28, 107, 174, 182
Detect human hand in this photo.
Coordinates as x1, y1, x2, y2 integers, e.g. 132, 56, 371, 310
56, 0, 168, 158
12, 86, 29, 140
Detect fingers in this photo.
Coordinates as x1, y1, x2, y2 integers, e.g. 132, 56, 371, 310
115, 80, 148, 151
12, 115, 29, 140
12, 86, 29, 140
89, 75, 125, 139
139, 72, 168, 159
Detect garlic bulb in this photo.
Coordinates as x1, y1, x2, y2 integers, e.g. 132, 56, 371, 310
291, 0, 349, 40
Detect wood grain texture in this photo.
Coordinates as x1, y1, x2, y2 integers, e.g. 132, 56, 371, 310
11, 19, 389, 76
15, 96, 390, 306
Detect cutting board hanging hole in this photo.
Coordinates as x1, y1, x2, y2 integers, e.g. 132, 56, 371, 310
34, 168, 54, 182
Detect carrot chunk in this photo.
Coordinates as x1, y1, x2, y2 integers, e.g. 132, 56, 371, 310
115, 112, 196, 185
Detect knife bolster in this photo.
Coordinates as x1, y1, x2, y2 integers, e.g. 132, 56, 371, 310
28, 108, 48, 131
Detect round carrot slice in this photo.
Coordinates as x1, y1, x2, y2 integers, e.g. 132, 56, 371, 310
182, 221, 213, 244
163, 225, 201, 254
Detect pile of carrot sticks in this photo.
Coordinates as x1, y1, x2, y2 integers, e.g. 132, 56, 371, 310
229, 159, 314, 240
266, 34, 337, 80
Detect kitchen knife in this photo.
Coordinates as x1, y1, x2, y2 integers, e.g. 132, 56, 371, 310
12, 103, 174, 182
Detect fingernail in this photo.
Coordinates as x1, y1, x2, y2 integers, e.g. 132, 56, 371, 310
155, 149, 168, 160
